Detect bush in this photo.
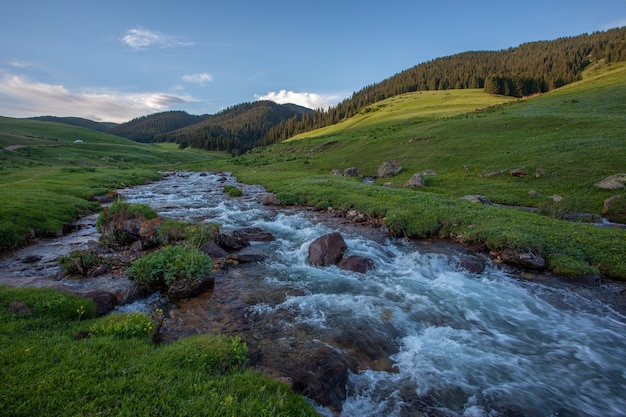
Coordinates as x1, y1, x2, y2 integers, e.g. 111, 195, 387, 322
158, 219, 220, 248
96, 198, 158, 232
223, 185, 243, 197
88, 312, 154, 339
126, 245, 213, 288
58, 250, 102, 276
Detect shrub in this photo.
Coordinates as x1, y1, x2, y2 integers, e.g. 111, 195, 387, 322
58, 250, 102, 276
126, 245, 212, 288
96, 198, 158, 232
158, 219, 220, 247
88, 312, 154, 339
223, 185, 243, 197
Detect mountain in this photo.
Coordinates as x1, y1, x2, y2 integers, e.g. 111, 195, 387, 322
153, 101, 313, 155
108, 110, 208, 143
29, 116, 117, 132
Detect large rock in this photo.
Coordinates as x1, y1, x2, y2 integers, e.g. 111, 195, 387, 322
377, 161, 403, 178
343, 167, 358, 177
498, 248, 546, 270
308, 232, 347, 266
199, 241, 229, 258
217, 232, 250, 250
260, 194, 281, 206
232, 227, 276, 242
80, 290, 117, 316
404, 173, 425, 188
338, 255, 374, 273
595, 174, 626, 190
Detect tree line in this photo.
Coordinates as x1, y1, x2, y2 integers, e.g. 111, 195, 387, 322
263, 28, 626, 144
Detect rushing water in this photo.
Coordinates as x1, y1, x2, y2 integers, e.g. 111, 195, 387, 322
114, 172, 626, 417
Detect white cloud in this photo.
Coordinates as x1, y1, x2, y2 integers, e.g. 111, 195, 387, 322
603, 18, 626, 30
122, 27, 193, 49
182, 72, 214, 85
0, 71, 188, 123
255, 90, 341, 110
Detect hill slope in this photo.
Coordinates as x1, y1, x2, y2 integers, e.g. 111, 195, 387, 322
108, 110, 208, 143
210, 62, 626, 279
29, 116, 117, 132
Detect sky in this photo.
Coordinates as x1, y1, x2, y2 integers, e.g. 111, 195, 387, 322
1, 1, 625, 124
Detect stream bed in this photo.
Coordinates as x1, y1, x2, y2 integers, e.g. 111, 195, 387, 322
2, 171, 626, 417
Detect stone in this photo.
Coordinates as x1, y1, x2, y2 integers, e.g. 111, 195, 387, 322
460, 255, 486, 274
377, 160, 403, 178
331, 168, 342, 176
535, 168, 546, 178
404, 173, 425, 188
528, 190, 542, 197
338, 255, 374, 273
509, 168, 529, 177
21, 255, 42, 264
226, 252, 266, 264
9, 301, 32, 317
550, 195, 564, 202
343, 167, 358, 177
460, 195, 491, 204
498, 249, 546, 270
232, 227, 275, 242
200, 241, 229, 258
260, 194, 281, 206
484, 168, 508, 177
139, 217, 164, 247
595, 174, 626, 190
81, 290, 117, 316
422, 169, 438, 175
217, 232, 250, 250
308, 232, 347, 266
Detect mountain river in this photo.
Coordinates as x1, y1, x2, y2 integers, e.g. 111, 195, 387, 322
2, 171, 625, 417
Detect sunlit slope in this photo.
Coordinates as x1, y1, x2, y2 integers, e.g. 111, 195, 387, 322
290, 89, 517, 140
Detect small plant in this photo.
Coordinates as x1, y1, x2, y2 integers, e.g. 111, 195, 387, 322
158, 219, 220, 248
223, 185, 243, 197
96, 198, 158, 235
88, 312, 154, 339
76, 305, 86, 321
58, 250, 102, 276
126, 245, 213, 289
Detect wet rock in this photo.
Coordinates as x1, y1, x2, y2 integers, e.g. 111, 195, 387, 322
338, 255, 375, 273
91, 264, 109, 277
460, 255, 487, 274
343, 167, 358, 177
308, 232, 347, 266
595, 173, 626, 190
21, 255, 42, 264
9, 301, 32, 316
80, 290, 117, 316
217, 232, 250, 250
232, 227, 275, 242
226, 252, 266, 264
166, 275, 215, 300
199, 241, 229, 258
404, 173, 425, 188
498, 249, 546, 270
377, 160, 403, 178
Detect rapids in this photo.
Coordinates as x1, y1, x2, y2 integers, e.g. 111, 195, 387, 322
2, 171, 625, 417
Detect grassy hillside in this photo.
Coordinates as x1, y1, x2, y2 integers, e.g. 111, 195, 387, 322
204, 62, 626, 279
0, 117, 223, 250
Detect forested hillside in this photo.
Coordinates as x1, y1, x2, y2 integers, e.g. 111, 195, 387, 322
264, 27, 626, 143
108, 111, 207, 142
152, 101, 312, 155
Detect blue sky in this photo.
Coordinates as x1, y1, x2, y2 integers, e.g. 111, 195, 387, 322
1, 0, 624, 123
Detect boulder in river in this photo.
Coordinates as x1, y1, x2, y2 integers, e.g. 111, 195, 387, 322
497, 248, 546, 270
338, 255, 375, 273
308, 232, 347, 266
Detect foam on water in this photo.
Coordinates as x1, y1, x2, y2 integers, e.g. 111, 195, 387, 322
119, 171, 626, 417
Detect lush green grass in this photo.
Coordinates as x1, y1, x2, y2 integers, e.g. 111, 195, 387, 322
202, 62, 626, 279
0, 117, 225, 250
0, 285, 317, 417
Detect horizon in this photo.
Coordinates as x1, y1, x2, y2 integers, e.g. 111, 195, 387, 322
1, 0, 625, 124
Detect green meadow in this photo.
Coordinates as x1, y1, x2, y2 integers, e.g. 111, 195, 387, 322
208, 62, 626, 279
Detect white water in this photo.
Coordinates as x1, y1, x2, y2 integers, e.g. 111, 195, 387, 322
120, 172, 626, 417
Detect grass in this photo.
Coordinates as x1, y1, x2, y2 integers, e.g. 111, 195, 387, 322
0, 117, 226, 250
200, 61, 626, 279
0, 285, 317, 417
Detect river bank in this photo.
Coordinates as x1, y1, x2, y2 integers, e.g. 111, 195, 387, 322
1, 171, 626, 416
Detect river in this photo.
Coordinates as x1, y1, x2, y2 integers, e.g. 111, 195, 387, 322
3, 171, 626, 417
